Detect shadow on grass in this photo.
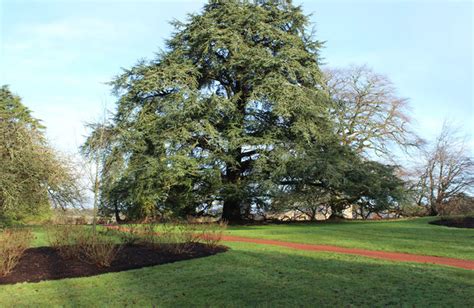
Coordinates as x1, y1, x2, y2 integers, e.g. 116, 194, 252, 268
1, 245, 473, 307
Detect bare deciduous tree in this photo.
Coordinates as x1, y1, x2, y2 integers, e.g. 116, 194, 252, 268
81, 106, 111, 233
414, 123, 474, 216
323, 65, 421, 157
437, 193, 474, 216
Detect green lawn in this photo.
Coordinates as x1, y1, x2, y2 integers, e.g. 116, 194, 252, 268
0, 218, 473, 307
226, 217, 474, 260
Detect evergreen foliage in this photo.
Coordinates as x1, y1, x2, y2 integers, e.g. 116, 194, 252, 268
90, 0, 406, 222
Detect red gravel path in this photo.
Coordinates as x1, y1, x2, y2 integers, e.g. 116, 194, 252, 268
106, 226, 474, 270
220, 235, 474, 270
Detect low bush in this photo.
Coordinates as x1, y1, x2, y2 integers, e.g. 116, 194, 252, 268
142, 222, 160, 246
198, 221, 227, 248
46, 225, 121, 267
78, 234, 121, 267
46, 224, 85, 259
400, 204, 428, 217
437, 194, 474, 216
75, 216, 87, 225
0, 229, 33, 276
136, 221, 199, 253
110, 220, 227, 253
144, 220, 227, 251
158, 221, 195, 254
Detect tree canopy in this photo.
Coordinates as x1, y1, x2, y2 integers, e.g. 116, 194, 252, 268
274, 140, 406, 219
88, 0, 407, 222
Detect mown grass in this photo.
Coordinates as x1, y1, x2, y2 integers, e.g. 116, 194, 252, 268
225, 217, 474, 260
1, 218, 472, 307
1, 241, 473, 307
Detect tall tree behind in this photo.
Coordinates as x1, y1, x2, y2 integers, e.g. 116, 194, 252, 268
104, 0, 332, 222
413, 123, 473, 215
323, 65, 421, 158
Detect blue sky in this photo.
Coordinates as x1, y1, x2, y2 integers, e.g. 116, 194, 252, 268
1, 0, 472, 155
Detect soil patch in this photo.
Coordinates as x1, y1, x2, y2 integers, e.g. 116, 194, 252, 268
0, 243, 227, 285
429, 217, 474, 229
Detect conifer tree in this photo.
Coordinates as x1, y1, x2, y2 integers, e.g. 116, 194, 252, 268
99, 0, 406, 222
107, 0, 332, 222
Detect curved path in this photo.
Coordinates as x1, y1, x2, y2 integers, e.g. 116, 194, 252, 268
106, 226, 473, 270
221, 235, 474, 270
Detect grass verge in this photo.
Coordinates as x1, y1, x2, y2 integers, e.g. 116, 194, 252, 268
225, 217, 474, 260
0, 241, 472, 307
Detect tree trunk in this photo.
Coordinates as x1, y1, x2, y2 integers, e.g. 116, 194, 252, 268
429, 203, 439, 216
92, 161, 100, 235
327, 204, 345, 220
222, 197, 242, 223
222, 85, 247, 224
221, 156, 243, 223
114, 202, 123, 223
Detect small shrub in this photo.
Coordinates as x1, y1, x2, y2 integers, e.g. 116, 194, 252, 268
111, 220, 227, 254
180, 222, 201, 244
438, 194, 474, 216
400, 204, 428, 217
75, 216, 87, 225
142, 221, 160, 246
47, 224, 121, 267
78, 233, 121, 267
46, 224, 85, 259
160, 221, 193, 254
0, 229, 33, 276
140, 221, 198, 254
198, 221, 227, 248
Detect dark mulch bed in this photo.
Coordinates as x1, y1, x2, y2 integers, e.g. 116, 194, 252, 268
429, 216, 474, 229
0, 243, 227, 285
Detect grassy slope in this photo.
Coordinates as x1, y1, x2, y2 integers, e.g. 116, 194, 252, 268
225, 217, 474, 260
1, 241, 473, 307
